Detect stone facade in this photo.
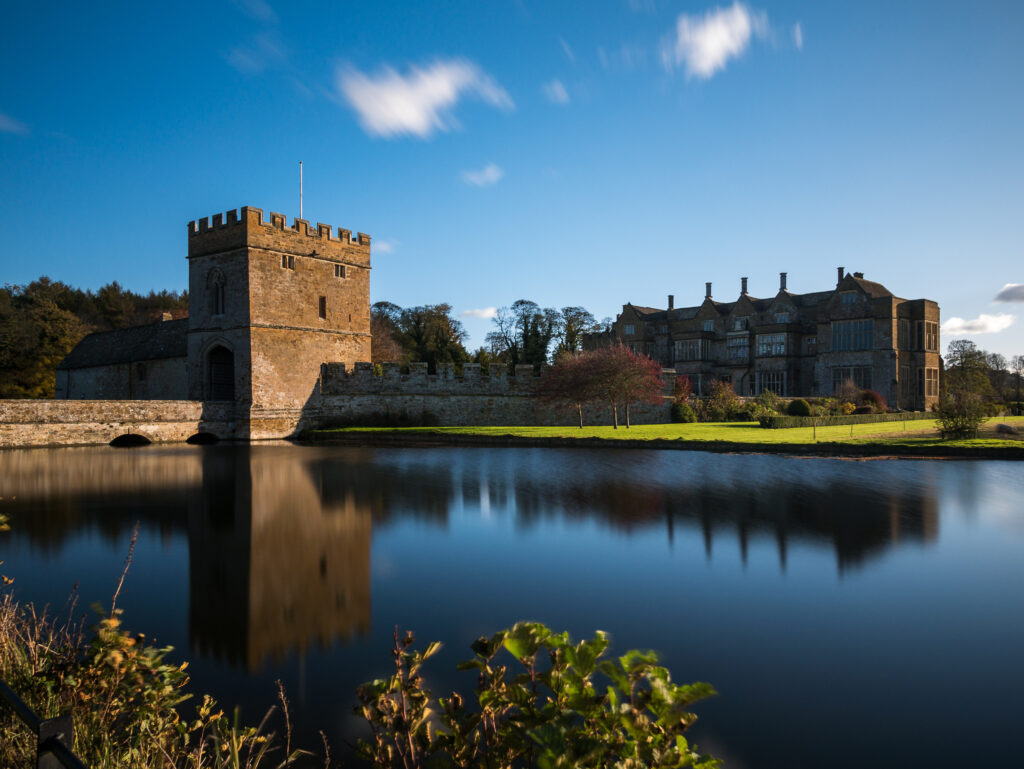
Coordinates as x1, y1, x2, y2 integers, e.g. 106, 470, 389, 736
588, 268, 940, 410
186, 207, 371, 411
0, 399, 235, 447
320, 362, 674, 427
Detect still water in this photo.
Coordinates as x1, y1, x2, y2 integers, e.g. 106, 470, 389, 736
1, 443, 1023, 768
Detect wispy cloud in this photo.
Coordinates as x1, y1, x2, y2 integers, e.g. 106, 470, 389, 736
373, 239, 397, 254
461, 163, 504, 187
559, 36, 576, 64
994, 283, 1024, 303
661, 2, 768, 79
225, 32, 287, 74
0, 112, 29, 135
793, 21, 803, 50
337, 59, 513, 139
542, 79, 570, 104
942, 313, 1015, 335
626, 0, 656, 13
462, 307, 497, 319
598, 43, 649, 72
230, 0, 277, 23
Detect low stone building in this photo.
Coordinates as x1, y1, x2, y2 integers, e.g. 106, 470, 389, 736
586, 268, 940, 410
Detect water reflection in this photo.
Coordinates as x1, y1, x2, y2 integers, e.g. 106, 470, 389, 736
0, 445, 938, 667
188, 449, 371, 670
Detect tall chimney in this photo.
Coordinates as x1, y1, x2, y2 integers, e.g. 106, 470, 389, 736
741, 276, 748, 295
668, 294, 674, 311
837, 266, 845, 285
705, 282, 712, 299
780, 272, 787, 291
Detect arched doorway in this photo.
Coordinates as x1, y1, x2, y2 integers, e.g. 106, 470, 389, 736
207, 345, 235, 401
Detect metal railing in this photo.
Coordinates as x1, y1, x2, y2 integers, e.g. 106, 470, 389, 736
0, 678, 88, 769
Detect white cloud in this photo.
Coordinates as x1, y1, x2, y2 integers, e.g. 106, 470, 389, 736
462, 307, 497, 319
793, 21, 803, 50
941, 314, 1015, 335
461, 163, 504, 187
994, 283, 1024, 303
542, 79, 569, 104
337, 59, 514, 139
0, 112, 29, 135
661, 2, 768, 79
230, 0, 277, 23
559, 36, 576, 64
373, 239, 397, 254
225, 32, 286, 74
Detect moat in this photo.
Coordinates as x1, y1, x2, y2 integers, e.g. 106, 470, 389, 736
2, 444, 1023, 768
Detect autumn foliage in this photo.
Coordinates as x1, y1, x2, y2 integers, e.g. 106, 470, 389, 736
539, 345, 666, 428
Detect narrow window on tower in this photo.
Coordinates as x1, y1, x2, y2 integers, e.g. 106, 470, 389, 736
281, 254, 295, 270
334, 264, 346, 278
318, 296, 327, 319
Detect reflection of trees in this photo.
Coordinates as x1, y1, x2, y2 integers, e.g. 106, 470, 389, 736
1, 446, 941, 621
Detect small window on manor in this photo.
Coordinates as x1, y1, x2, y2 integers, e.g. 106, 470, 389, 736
702, 319, 714, 332
624, 324, 635, 336
318, 296, 327, 319
775, 312, 790, 324
281, 254, 295, 270
840, 291, 857, 305
335, 264, 346, 278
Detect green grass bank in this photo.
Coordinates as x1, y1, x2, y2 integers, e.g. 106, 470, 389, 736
306, 416, 1024, 459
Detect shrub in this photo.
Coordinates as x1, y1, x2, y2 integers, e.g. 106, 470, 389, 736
753, 389, 784, 415
673, 374, 693, 403
860, 389, 888, 413
935, 392, 987, 438
852, 405, 873, 414
787, 398, 812, 417
356, 623, 719, 769
672, 401, 697, 423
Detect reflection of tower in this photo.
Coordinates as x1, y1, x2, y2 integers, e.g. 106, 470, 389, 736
188, 447, 372, 670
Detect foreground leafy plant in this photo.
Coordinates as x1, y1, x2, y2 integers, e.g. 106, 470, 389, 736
0, 524, 308, 769
357, 623, 719, 768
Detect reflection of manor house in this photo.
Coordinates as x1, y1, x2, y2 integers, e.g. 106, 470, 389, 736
188, 448, 372, 670
587, 270, 940, 410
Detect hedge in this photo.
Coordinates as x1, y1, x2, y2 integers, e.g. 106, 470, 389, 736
759, 412, 936, 429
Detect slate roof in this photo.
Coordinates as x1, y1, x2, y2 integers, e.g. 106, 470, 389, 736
850, 276, 894, 299
57, 318, 189, 370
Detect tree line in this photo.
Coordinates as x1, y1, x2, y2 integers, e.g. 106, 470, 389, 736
0, 277, 188, 398
371, 299, 610, 372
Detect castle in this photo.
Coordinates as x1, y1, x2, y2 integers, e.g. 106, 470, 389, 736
55, 206, 373, 438
37, 208, 939, 446
44, 205, 670, 443
586, 269, 940, 410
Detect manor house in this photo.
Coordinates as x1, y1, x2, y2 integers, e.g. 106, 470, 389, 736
587, 269, 940, 410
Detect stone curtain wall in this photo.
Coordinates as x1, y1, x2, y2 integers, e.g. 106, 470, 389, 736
0, 400, 235, 447
320, 362, 676, 427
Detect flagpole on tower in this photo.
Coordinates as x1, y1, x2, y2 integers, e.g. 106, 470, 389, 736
299, 161, 303, 220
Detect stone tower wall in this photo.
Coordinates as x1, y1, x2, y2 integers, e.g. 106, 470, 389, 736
186, 207, 372, 411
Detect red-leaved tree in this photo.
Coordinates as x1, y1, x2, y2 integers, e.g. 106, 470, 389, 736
589, 345, 666, 428
538, 352, 599, 428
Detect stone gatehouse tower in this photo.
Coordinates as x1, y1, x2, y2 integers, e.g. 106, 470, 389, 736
186, 207, 371, 433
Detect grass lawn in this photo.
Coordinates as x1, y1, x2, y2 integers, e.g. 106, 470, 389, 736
311, 415, 1024, 453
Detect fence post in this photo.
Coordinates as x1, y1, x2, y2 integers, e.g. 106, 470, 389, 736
38, 713, 74, 769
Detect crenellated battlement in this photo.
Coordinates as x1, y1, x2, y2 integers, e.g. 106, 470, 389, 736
322, 361, 545, 396
187, 206, 371, 260
321, 362, 676, 398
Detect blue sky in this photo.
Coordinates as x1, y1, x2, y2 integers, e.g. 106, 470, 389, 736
1, 0, 1022, 357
